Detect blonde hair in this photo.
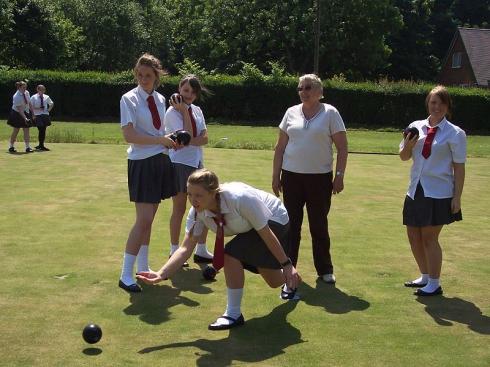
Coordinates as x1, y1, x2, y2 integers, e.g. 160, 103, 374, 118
15, 81, 27, 89
133, 53, 166, 88
299, 74, 323, 94
425, 85, 452, 119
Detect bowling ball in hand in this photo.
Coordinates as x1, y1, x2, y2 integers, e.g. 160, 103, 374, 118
82, 323, 102, 344
202, 265, 217, 280
170, 93, 182, 104
403, 127, 419, 139
170, 130, 191, 146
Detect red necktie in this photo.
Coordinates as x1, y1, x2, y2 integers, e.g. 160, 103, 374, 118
40, 94, 44, 109
188, 106, 197, 137
422, 127, 438, 159
147, 95, 161, 130
212, 215, 226, 271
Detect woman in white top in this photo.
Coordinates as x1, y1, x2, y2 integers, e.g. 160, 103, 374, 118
137, 169, 301, 330
118, 53, 177, 293
165, 75, 212, 264
7, 81, 35, 153
272, 74, 348, 285
400, 85, 466, 296
30, 84, 54, 151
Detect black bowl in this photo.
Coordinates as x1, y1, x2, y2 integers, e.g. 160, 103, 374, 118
170, 130, 191, 146
403, 127, 419, 139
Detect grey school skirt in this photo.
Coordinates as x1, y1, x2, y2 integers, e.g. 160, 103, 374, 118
403, 183, 462, 227
128, 153, 176, 203
225, 220, 290, 274
174, 162, 203, 193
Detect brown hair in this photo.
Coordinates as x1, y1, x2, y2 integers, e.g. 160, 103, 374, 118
15, 81, 27, 89
425, 85, 452, 119
133, 53, 167, 88
179, 74, 210, 100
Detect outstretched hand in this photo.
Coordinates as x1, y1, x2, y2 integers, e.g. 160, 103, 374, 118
136, 270, 166, 284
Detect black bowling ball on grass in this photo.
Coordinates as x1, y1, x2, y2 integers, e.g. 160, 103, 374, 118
82, 323, 102, 344
202, 265, 217, 280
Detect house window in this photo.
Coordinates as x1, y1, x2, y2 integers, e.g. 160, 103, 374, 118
452, 52, 462, 68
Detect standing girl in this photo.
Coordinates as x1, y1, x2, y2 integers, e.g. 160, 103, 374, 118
400, 85, 466, 296
118, 53, 177, 293
7, 81, 35, 153
30, 84, 54, 151
165, 75, 212, 264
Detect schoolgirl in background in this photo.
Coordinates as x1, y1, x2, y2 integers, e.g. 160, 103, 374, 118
30, 85, 54, 151
7, 81, 35, 153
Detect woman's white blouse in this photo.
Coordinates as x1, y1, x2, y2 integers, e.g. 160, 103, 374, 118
185, 182, 289, 237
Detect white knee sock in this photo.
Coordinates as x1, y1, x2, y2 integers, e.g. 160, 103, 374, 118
137, 245, 149, 273
420, 277, 440, 293
170, 244, 179, 256
120, 252, 137, 285
222, 288, 243, 322
195, 243, 213, 258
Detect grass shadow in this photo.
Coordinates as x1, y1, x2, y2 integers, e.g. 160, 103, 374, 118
138, 301, 304, 366
298, 279, 370, 314
123, 268, 212, 325
82, 347, 102, 355
416, 296, 490, 334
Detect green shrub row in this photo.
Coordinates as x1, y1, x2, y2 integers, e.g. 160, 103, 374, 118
1, 70, 489, 132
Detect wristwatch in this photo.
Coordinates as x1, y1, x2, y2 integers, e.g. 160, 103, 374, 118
280, 258, 292, 268
336, 170, 344, 177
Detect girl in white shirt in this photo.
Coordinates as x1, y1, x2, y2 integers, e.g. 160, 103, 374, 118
400, 85, 466, 296
165, 75, 213, 264
137, 169, 301, 330
118, 53, 177, 293
7, 81, 35, 153
30, 84, 54, 151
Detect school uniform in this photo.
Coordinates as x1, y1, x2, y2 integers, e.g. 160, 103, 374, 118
7, 90, 32, 128
30, 93, 53, 127
120, 86, 176, 203
279, 103, 346, 276
164, 104, 206, 192
401, 117, 467, 226
185, 182, 290, 273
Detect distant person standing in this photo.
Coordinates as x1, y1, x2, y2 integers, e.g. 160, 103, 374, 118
118, 53, 177, 293
7, 81, 35, 153
165, 75, 213, 264
30, 84, 54, 151
272, 74, 348, 287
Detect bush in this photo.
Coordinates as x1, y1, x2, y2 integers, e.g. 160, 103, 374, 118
1, 69, 489, 132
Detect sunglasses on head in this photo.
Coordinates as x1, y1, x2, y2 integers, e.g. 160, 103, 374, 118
297, 85, 312, 92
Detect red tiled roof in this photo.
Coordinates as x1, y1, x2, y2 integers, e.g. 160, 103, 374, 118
458, 27, 490, 86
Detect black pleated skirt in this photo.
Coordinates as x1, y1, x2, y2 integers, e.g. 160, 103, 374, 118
403, 183, 462, 227
128, 153, 176, 203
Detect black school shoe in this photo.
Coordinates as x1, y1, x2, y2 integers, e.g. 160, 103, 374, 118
193, 254, 213, 264
414, 286, 443, 296
8, 147, 16, 153
118, 279, 142, 293
404, 280, 428, 288
208, 314, 245, 330
25, 147, 34, 153
280, 285, 300, 300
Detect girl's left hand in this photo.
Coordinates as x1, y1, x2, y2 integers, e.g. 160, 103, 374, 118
451, 197, 461, 213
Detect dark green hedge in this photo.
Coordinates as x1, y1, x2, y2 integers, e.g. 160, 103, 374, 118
1, 70, 489, 133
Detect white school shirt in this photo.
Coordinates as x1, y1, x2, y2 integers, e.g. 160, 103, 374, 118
120, 86, 167, 160
30, 93, 53, 116
400, 118, 467, 199
279, 103, 346, 173
12, 90, 30, 113
185, 182, 289, 237
164, 104, 206, 168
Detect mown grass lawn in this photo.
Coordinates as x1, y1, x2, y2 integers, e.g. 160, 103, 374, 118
0, 142, 489, 366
